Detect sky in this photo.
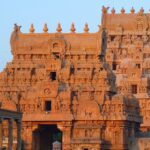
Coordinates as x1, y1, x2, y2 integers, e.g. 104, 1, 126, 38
0, 0, 150, 71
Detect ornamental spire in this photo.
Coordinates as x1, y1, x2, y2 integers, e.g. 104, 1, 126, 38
130, 7, 135, 14
70, 23, 76, 33
140, 7, 144, 14
56, 23, 62, 33
29, 24, 35, 33
111, 8, 115, 14
84, 23, 89, 33
43, 23, 48, 33
121, 8, 125, 14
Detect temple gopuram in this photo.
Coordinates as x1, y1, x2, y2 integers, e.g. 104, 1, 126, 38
1, 6, 150, 150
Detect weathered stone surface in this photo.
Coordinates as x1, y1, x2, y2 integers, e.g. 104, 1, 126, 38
1, 7, 150, 150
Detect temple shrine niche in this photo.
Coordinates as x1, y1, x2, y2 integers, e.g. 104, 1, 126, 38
1, 6, 150, 150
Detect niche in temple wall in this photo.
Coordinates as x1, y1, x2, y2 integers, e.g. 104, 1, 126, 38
49, 38, 67, 60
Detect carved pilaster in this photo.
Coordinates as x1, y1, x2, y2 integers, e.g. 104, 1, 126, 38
22, 122, 33, 150
119, 126, 127, 148
8, 119, 13, 150
58, 122, 72, 150
16, 120, 22, 150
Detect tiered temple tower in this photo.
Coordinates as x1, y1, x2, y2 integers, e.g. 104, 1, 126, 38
103, 7, 150, 131
1, 6, 150, 150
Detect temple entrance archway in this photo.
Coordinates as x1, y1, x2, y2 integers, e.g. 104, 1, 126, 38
33, 124, 62, 150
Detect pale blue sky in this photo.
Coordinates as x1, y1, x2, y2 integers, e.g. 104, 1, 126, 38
0, 0, 150, 71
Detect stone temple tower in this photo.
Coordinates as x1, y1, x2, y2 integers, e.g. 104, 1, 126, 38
1, 6, 150, 150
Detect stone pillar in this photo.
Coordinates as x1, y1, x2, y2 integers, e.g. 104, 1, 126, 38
22, 123, 37, 150
58, 122, 72, 150
0, 118, 3, 150
16, 120, 22, 150
120, 126, 126, 149
8, 119, 13, 150
99, 125, 104, 150
62, 128, 71, 150
24, 127, 32, 150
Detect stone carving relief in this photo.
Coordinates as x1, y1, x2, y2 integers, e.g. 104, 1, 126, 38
136, 12, 149, 32
1, 9, 150, 150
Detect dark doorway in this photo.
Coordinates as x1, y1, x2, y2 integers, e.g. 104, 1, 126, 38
45, 101, 51, 112
33, 124, 62, 150
50, 72, 56, 81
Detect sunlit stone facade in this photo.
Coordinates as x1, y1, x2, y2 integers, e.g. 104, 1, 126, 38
1, 6, 150, 150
